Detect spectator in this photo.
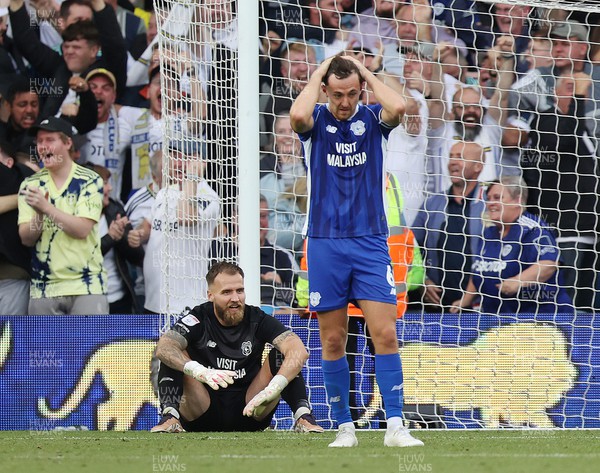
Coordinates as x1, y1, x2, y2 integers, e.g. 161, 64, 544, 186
259, 195, 298, 308
261, 41, 319, 150
427, 37, 516, 192
347, 0, 405, 53
451, 176, 574, 315
130, 141, 220, 315
130, 61, 202, 187
17, 117, 108, 315
59, 0, 94, 27
521, 72, 600, 311
506, 20, 592, 148
491, 3, 533, 56
0, 78, 95, 154
381, 0, 434, 78
28, 0, 94, 51
201, 0, 238, 222
0, 79, 39, 152
91, 164, 144, 314
70, 130, 89, 162
260, 112, 306, 252
104, 0, 146, 59
209, 212, 238, 268
505, 20, 597, 201
8, 0, 127, 112
386, 48, 431, 226
412, 141, 486, 312
430, 0, 492, 63
303, 0, 346, 59
0, 139, 34, 315
125, 149, 162, 310
0, 6, 28, 76
522, 36, 554, 71
79, 67, 150, 202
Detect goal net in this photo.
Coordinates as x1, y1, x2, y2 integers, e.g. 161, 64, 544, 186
154, 0, 600, 429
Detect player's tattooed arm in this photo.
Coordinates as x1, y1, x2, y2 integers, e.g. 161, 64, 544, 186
271, 330, 309, 382
272, 330, 295, 348
155, 330, 191, 372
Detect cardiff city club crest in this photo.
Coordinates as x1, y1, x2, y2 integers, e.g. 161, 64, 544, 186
241, 341, 252, 356
350, 120, 366, 136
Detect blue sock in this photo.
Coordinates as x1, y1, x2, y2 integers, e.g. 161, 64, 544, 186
322, 356, 353, 425
375, 353, 404, 420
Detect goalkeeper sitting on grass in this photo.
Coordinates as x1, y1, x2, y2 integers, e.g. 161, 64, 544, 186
151, 261, 322, 433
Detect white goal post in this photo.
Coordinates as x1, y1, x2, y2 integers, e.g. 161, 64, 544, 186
154, 0, 600, 429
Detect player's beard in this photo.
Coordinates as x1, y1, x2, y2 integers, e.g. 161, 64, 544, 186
214, 302, 245, 327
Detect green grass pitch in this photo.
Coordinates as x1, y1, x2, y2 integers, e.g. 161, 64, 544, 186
1, 430, 599, 473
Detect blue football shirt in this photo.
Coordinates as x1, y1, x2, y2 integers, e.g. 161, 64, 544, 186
471, 212, 573, 314
298, 103, 394, 238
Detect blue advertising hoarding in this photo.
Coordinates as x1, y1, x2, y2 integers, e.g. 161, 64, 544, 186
0, 313, 598, 430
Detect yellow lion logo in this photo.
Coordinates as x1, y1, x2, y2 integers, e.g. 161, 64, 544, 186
37, 340, 159, 430
359, 323, 577, 428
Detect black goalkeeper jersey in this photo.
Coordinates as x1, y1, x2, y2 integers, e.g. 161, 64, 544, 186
172, 302, 289, 391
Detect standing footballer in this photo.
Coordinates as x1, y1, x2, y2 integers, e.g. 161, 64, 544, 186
289, 54, 424, 447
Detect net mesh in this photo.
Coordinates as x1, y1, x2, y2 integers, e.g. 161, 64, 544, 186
154, 0, 600, 429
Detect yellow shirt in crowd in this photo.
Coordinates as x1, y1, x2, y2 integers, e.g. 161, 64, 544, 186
18, 164, 107, 299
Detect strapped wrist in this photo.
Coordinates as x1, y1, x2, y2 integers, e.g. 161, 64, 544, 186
183, 360, 204, 375
268, 374, 288, 392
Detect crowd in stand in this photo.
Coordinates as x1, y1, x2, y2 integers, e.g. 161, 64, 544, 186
260, 0, 600, 315
1, 0, 599, 315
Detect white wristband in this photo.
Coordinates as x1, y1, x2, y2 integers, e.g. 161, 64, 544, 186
269, 374, 289, 392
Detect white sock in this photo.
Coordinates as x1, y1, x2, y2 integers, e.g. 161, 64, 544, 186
339, 421, 355, 431
387, 416, 404, 430
163, 406, 180, 419
294, 406, 311, 421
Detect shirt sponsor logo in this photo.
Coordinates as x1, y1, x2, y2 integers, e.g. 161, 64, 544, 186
327, 143, 366, 168
472, 260, 507, 273
327, 152, 367, 167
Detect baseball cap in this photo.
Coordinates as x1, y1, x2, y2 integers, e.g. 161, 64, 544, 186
551, 21, 588, 41
29, 117, 75, 138
168, 140, 202, 155
85, 68, 117, 89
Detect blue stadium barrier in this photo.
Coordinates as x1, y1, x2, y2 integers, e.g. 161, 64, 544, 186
0, 312, 598, 430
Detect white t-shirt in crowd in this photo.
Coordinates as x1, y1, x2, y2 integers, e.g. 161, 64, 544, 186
143, 181, 220, 315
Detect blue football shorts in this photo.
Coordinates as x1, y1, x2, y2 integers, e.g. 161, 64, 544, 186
306, 234, 396, 311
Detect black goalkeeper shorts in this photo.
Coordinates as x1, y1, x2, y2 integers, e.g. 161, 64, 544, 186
180, 388, 276, 432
